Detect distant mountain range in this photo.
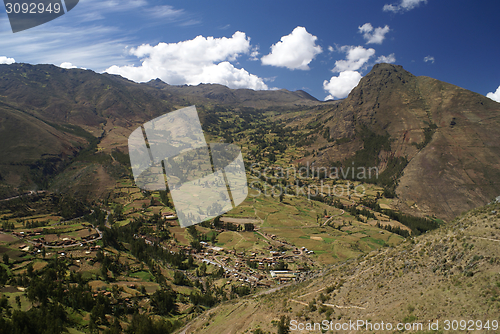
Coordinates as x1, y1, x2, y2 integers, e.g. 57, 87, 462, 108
0, 62, 499, 221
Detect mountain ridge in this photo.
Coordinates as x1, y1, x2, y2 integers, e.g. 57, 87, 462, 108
143, 77, 321, 108
303, 63, 500, 220
1, 62, 499, 221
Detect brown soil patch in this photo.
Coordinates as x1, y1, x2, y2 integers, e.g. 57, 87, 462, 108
0, 233, 16, 243
33, 261, 47, 271
170, 227, 189, 245
76, 229, 96, 238
0, 286, 20, 293
42, 234, 60, 242
89, 280, 108, 291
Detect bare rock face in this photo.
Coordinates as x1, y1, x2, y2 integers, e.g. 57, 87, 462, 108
395, 75, 500, 220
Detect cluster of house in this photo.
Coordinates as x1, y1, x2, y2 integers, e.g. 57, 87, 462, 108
80, 232, 100, 242
260, 232, 296, 248
134, 224, 312, 286
269, 270, 298, 282
161, 212, 177, 220
11, 229, 43, 238
194, 242, 309, 285
299, 247, 315, 255
51, 237, 79, 247
135, 234, 158, 246
7, 224, 102, 252
17, 243, 32, 252
90, 289, 134, 306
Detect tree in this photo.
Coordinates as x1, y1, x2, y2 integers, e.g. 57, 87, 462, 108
2, 253, 9, 265
104, 317, 122, 334
198, 262, 207, 277
113, 204, 124, 221
111, 285, 123, 300
125, 312, 179, 334
244, 223, 255, 232
190, 240, 202, 252
273, 261, 288, 271
277, 315, 290, 334
159, 190, 170, 207
213, 215, 222, 228
173, 271, 190, 286
90, 303, 108, 331
151, 286, 178, 316
100, 265, 109, 282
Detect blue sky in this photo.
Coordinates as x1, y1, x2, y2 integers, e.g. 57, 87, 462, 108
1, 0, 499, 102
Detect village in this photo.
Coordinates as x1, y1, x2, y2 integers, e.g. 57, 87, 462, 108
0, 222, 103, 257
1, 211, 316, 290
136, 223, 317, 287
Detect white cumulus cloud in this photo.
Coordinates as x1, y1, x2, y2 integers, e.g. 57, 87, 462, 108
323, 70, 362, 100
0, 56, 15, 64
383, 0, 427, 13
59, 62, 77, 69
376, 53, 396, 63
358, 23, 390, 44
249, 46, 260, 61
105, 31, 268, 90
261, 26, 322, 70
332, 46, 375, 72
424, 55, 435, 63
324, 44, 381, 100
487, 85, 500, 103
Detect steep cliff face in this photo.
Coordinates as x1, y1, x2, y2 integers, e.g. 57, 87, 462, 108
396, 75, 500, 219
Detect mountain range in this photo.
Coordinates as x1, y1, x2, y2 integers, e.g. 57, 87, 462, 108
0, 62, 499, 221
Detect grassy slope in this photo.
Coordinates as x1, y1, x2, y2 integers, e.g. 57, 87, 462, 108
180, 201, 500, 333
